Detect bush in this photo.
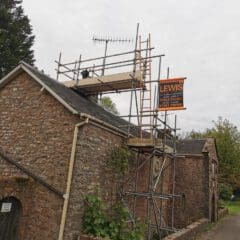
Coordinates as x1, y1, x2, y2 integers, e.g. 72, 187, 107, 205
219, 183, 233, 200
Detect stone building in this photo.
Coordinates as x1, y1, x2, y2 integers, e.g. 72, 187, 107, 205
174, 138, 218, 228
0, 62, 218, 239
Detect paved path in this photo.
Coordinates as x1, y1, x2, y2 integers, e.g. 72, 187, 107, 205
197, 214, 240, 240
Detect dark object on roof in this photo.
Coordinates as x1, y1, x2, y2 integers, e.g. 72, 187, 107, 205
21, 62, 141, 136
176, 139, 207, 155
81, 69, 89, 79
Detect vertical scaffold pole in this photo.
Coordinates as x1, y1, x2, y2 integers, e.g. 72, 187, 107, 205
102, 40, 109, 76
56, 52, 62, 81
76, 54, 82, 85
128, 23, 139, 135
171, 115, 177, 228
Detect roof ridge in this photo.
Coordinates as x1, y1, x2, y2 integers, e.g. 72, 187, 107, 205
21, 61, 62, 85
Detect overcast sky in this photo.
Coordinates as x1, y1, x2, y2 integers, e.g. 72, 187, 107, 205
22, 0, 240, 133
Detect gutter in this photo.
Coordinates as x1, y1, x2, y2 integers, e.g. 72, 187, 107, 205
58, 118, 89, 240
80, 113, 130, 138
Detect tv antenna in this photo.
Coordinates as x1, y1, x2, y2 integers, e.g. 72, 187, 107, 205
92, 35, 133, 75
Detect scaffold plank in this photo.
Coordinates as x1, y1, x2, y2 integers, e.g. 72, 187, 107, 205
63, 71, 143, 93
127, 138, 173, 153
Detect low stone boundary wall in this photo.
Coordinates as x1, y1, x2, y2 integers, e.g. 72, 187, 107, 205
218, 208, 229, 220
79, 235, 103, 240
163, 218, 209, 240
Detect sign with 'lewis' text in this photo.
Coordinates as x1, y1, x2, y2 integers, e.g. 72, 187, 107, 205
158, 77, 186, 111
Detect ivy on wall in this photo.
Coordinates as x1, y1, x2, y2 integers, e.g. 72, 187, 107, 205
82, 193, 144, 240
107, 144, 134, 176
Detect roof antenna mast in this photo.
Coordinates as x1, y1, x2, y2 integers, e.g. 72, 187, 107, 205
92, 35, 133, 76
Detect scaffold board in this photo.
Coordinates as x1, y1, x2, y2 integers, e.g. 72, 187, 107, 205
63, 71, 143, 94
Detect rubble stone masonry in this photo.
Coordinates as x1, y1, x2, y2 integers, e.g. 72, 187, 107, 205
0, 72, 80, 239
0, 71, 218, 239
174, 139, 218, 228
0, 72, 131, 239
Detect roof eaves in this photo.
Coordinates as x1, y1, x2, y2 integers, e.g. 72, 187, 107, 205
80, 112, 129, 137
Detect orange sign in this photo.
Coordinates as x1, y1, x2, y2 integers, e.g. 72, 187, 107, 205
158, 77, 186, 111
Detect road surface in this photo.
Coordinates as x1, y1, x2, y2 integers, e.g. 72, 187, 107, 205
197, 214, 240, 240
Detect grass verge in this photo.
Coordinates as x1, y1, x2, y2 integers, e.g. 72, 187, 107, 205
222, 200, 240, 215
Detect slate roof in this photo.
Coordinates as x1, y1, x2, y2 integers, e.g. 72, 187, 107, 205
21, 62, 141, 136
0, 63, 211, 151
176, 139, 207, 155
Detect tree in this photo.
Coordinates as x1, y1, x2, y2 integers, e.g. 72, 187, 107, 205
187, 117, 240, 190
0, 0, 35, 78
100, 96, 119, 115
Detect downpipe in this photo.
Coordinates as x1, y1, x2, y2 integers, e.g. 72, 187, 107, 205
58, 117, 89, 240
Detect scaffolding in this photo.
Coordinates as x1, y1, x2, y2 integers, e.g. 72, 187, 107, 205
55, 24, 182, 239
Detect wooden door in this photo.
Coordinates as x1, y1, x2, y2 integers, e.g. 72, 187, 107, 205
0, 197, 22, 240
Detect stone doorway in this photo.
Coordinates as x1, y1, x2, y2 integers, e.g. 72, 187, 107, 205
0, 197, 22, 240
211, 194, 216, 222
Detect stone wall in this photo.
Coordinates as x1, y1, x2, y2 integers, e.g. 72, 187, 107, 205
0, 72, 78, 239
203, 138, 218, 222
64, 124, 124, 239
174, 155, 209, 228
0, 71, 146, 239
218, 208, 228, 220
174, 138, 219, 229
129, 154, 173, 230
0, 155, 63, 239
63, 124, 174, 238
80, 235, 103, 240
163, 218, 209, 240
0, 71, 219, 239
0, 72, 77, 189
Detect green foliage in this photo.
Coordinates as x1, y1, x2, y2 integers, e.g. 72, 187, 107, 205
82, 193, 109, 238
108, 144, 133, 176
222, 200, 240, 215
83, 194, 145, 240
186, 117, 240, 190
218, 199, 225, 209
0, 0, 35, 78
109, 203, 144, 240
100, 96, 119, 115
219, 183, 233, 201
